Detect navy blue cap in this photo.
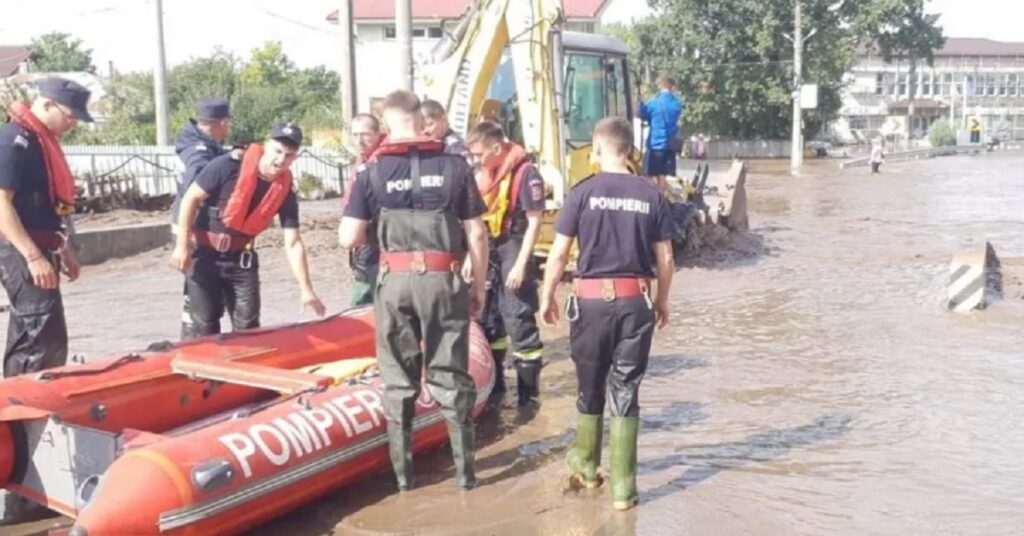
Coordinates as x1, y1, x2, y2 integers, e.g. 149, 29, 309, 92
196, 97, 230, 121
37, 77, 93, 123
270, 121, 303, 147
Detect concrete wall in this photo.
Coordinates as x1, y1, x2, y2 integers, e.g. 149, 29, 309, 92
70, 223, 172, 266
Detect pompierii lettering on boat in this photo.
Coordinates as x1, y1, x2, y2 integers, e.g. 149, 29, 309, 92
219, 389, 386, 478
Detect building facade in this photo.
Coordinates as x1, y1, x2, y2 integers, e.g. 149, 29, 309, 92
836, 38, 1024, 144
326, 0, 614, 113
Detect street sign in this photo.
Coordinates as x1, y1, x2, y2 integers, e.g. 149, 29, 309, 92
968, 116, 983, 132
879, 116, 907, 136
800, 84, 818, 109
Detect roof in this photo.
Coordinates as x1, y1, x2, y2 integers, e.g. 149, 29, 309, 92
934, 38, 1024, 57
0, 45, 32, 77
327, 0, 611, 22
861, 38, 1024, 58
563, 31, 628, 56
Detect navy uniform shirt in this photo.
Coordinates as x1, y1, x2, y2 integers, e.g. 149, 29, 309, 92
171, 120, 226, 221
344, 152, 485, 221
193, 152, 299, 236
504, 163, 546, 236
0, 122, 62, 231
555, 172, 674, 278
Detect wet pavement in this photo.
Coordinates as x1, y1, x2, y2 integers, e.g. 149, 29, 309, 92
4, 153, 1024, 535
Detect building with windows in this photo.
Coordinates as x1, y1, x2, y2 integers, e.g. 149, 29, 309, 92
836, 38, 1024, 143
326, 0, 615, 113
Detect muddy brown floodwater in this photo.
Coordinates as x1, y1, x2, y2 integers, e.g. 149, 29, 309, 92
4, 154, 1024, 536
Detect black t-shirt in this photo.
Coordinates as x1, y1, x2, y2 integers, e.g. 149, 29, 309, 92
193, 153, 299, 235
343, 152, 485, 221
0, 123, 61, 231
555, 172, 674, 278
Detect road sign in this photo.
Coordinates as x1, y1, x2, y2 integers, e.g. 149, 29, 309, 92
879, 116, 907, 136
968, 116, 983, 132
800, 84, 818, 109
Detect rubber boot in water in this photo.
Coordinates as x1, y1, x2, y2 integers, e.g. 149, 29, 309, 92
566, 413, 603, 489
515, 358, 542, 407
387, 425, 414, 491
610, 417, 639, 510
492, 348, 507, 395
448, 424, 477, 490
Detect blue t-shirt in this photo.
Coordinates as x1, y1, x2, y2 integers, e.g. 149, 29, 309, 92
554, 172, 674, 278
0, 122, 62, 231
637, 91, 684, 151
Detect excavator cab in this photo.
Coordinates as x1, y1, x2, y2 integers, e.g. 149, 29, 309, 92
482, 32, 635, 258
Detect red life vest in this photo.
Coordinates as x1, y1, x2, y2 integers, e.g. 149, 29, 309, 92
220, 143, 293, 237
370, 137, 445, 159
476, 143, 532, 237
6, 102, 76, 216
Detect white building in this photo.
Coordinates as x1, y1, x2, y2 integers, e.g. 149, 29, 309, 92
836, 38, 1024, 144
326, 0, 616, 113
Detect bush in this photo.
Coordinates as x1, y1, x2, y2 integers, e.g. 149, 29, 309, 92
296, 173, 325, 201
928, 120, 957, 147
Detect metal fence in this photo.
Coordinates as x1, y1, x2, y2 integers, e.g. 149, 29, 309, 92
699, 140, 793, 159
63, 145, 353, 199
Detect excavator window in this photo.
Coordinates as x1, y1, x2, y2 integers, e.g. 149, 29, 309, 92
564, 53, 631, 144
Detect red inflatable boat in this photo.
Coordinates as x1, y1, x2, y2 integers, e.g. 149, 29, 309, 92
0, 308, 494, 535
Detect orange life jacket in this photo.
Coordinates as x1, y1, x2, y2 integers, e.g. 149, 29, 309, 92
6, 102, 76, 216
370, 137, 444, 159
220, 143, 292, 237
477, 143, 532, 237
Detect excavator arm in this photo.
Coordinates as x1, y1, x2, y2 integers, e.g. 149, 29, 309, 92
418, 0, 568, 206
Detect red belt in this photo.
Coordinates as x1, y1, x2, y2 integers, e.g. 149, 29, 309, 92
0, 229, 64, 251
573, 278, 650, 301
379, 251, 460, 273
193, 230, 253, 253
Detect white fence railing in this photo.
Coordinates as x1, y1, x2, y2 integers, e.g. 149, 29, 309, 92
63, 145, 353, 198
699, 139, 793, 159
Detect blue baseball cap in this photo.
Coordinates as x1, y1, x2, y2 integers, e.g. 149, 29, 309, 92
37, 77, 93, 123
196, 97, 230, 121
270, 121, 303, 147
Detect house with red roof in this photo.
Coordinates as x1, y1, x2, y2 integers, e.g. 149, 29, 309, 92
326, 0, 614, 112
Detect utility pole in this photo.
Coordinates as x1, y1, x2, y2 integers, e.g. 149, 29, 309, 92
153, 0, 171, 146
790, 0, 804, 174
338, 0, 358, 121
395, 0, 414, 91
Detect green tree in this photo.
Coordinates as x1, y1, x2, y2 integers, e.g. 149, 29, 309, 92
927, 119, 956, 146
29, 32, 96, 73
240, 42, 294, 87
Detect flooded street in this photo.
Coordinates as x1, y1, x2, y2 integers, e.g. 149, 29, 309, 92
4, 154, 1024, 535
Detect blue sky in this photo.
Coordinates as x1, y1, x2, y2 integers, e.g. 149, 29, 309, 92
2, 0, 1020, 74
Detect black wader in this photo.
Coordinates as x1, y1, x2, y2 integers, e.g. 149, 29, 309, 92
0, 245, 68, 377
184, 247, 260, 337
567, 286, 655, 508
372, 152, 477, 491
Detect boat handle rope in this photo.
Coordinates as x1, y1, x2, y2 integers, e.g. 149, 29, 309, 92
34, 353, 144, 382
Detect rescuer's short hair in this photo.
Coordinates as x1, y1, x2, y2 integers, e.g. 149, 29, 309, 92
351, 113, 380, 132
466, 120, 505, 146
593, 117, 634, 155
381, 90, 421, 115
421, 99, 447, 120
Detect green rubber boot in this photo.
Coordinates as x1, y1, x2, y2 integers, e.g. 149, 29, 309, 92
566, 413, 603, 489
609, 417, 639, 510
387, 425, 414, 491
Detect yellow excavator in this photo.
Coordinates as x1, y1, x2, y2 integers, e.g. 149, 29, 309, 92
417, 0, 747, 260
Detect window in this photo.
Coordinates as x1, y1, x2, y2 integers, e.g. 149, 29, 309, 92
998, 74, 1008, 96
898, 73, 907, 96
1010, 74, 1019, 97
384, 26, 442, 39
565, 54, 607, 142
987, 73, 997, 96
875, 73, 884, 95
942, 73, 953, 96
849, 116, 868, 130
921, 72, 931, 96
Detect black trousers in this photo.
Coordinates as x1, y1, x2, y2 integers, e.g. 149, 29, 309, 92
0, 244, 68, 378
184, 249, 260, 338
569, 296, 655, 417
481, 234, 543, 359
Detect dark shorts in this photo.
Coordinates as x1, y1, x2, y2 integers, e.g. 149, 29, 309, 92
642, 149, 677, 177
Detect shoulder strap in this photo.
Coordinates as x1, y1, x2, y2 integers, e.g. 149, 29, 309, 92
440, 155, 453, 208
368, 161, 387, 206
409, 148, 423, 209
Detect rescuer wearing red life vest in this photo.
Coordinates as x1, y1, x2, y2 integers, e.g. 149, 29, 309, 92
170, 122, 325, 336
339, 90, 489, 491
465, 121, 545, 405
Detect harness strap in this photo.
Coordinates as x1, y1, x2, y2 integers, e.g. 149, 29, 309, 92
410, 148, 423, 209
